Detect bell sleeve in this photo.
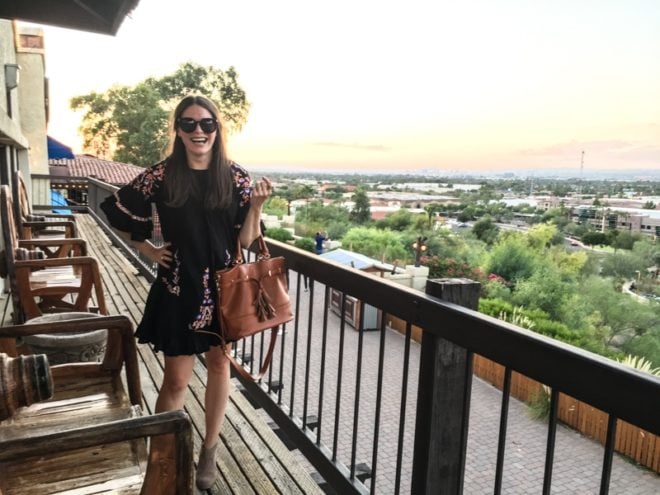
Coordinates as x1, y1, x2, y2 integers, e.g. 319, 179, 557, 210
232, 163, 252, 232
100, 162, 165, 242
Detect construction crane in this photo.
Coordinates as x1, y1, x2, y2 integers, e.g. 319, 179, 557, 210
578, 150, 585, 200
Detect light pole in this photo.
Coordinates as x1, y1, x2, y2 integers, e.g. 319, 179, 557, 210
412, 236, 427, 267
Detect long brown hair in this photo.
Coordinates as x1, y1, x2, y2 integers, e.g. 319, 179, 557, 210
164, 95, 233, 210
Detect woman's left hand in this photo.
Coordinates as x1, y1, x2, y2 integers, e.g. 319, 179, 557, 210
251, 177, 273, 207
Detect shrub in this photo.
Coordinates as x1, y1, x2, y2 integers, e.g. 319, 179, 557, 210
265, 228, 293, 242
421, 255, 483, 281
294, 237, 315, 253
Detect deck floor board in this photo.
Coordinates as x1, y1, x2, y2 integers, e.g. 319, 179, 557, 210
76, 213, 321, 495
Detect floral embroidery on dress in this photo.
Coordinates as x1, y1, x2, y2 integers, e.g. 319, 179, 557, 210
132, 161, 166, 198
114, 192, 151, 222
190, 267, 214, 331
161, 251, 181, 296
232, 163, 252, 207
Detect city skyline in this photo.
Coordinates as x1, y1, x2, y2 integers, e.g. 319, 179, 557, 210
33, 0, 660, 172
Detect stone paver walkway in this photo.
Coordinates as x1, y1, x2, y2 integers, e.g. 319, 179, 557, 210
252, 279, 660, 494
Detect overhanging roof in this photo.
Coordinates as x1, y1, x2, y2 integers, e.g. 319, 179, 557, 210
0, 0, 140, 35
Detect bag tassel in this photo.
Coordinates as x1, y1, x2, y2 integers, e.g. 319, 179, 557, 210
254, 286, 276, 322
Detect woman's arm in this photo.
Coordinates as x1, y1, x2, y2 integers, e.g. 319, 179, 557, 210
239, 177, 272, 247
114, 230, 172, 268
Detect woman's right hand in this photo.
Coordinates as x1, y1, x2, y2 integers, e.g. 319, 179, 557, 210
140, 241, 173, 268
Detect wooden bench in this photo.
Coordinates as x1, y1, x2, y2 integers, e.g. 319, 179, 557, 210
0, 314, 194, 494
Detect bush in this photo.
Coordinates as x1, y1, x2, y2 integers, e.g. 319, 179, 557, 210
294, 237, 315, 253
265, 228, 293, 242
421, 255, 483, 281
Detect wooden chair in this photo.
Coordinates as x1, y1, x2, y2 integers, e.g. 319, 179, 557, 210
1, 185, 106, 325
0, 315, 194, 494
13, 170, 77, 240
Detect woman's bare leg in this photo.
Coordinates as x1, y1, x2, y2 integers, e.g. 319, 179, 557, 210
202, 344, 231, 448
155, 354, 195, 412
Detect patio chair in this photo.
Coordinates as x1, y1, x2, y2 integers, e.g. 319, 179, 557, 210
1, 185, 106, 326
0, 315, 194, 494
13, 170, 77, 239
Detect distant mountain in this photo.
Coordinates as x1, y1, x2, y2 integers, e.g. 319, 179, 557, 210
251, 165, 659, 181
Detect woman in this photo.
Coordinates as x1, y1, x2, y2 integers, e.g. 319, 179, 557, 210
101, 94, 272, 490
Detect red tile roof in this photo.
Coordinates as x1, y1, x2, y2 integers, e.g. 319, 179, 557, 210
49, 156, 144, 186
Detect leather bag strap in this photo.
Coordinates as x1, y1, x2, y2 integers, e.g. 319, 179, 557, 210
233, 235, 270, 265
224, 326, 279, 382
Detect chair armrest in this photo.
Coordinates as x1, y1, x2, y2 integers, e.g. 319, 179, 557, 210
22, 220, 75, 229
40, 213, 77, 222
18, 238, 87, 256
0, 410, 194, 494
23, 219, 77, 237
0, 315, 140, 405
18, 238, 86, 248
15, 256, 99, 269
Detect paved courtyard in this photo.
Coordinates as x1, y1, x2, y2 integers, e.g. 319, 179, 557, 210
245, 279, 660, 494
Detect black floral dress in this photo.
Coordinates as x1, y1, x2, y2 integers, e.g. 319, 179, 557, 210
100, 160, 252, 356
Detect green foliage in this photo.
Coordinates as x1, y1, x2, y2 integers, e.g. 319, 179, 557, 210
512, 264, 577, 321
342, 227, 406, 263
610, 231, 640, 251
471, 216, 499, 245
580, 276, 659, 350
265, 228, 293, 242
379, 209, 413, 231
263, 197, 289, 218
70, 62, 249, 165
498, 306, 535, 329
479, 298, 598, 350
600, 252, 642, 279
421, 255, 483, 280
350, 188, 371, 224
528, 388, 551, 421
617, 355, 660, 376
485, 233, 538, 282
293, 237, 315, 253
482, 280, 512, 301
582, 231, 609, 247
326, 222, 350, 240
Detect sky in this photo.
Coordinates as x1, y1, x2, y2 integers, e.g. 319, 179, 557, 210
33, 0, 660, 173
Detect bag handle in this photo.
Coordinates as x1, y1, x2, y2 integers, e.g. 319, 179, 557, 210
224, 326, 279, 382
233, 235, 270, 265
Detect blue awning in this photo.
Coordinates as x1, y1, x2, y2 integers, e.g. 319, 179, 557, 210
47, 136, 75, 159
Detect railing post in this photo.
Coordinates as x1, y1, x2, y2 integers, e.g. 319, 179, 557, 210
412, 277, 480, 495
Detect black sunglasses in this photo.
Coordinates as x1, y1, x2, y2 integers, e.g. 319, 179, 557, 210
176, 117, 218, 134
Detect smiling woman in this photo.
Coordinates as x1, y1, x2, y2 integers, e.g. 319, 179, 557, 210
100, 93, 273, 490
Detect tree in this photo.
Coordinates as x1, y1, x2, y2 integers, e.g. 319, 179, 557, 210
485, 234, 538, 283
379, 209, 413, 231
582, 231, 608, 247
70, 62, 250, 166
471, 216, 499, 245
263, 197, 289, 218
580, 276, 659, 349
350, 188, 371, 224
642, 201, 656, 210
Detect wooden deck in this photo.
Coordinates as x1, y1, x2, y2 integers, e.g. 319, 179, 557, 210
76, 213, 322, 495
